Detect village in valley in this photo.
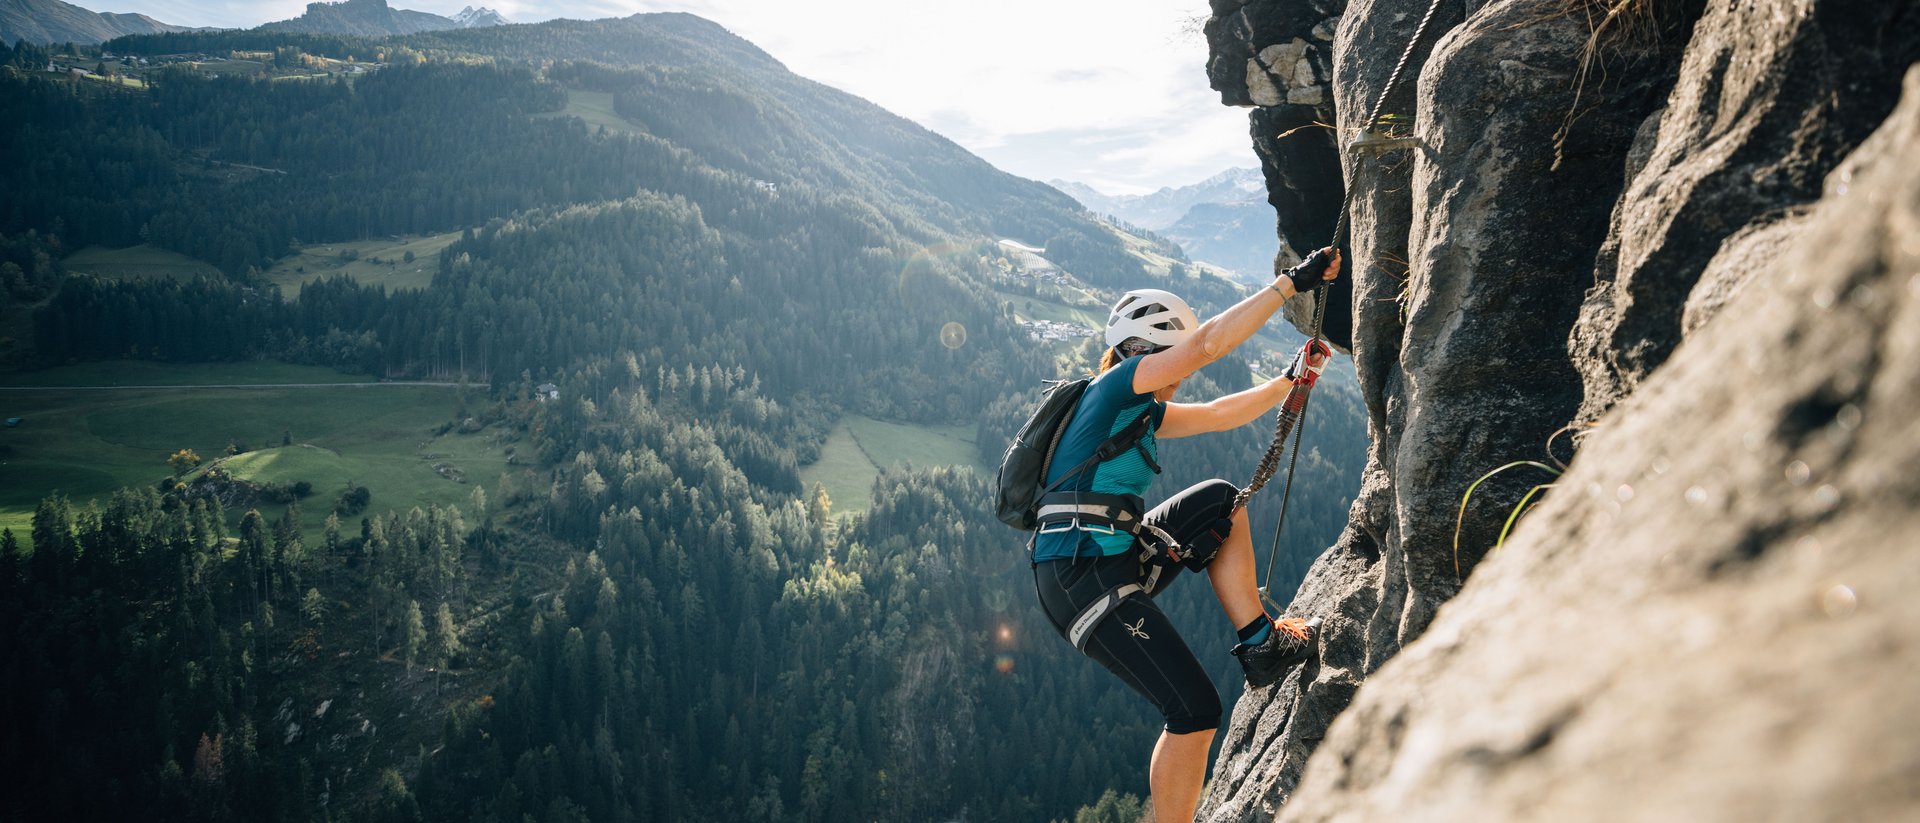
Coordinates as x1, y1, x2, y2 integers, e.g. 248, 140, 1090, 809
37, 45, 391, 89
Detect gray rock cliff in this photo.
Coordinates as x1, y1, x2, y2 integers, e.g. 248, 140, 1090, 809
1198, 0, 1920, 819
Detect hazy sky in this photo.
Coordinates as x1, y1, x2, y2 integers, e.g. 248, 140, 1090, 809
84, 0, 1256, 194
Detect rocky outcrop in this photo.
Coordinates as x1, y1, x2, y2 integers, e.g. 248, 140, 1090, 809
260, 0, 469, 37
1200, 0, 1920, 819
1284, 64, 1920, 821
1206, 0, 1352, 347
1570, 0, 1917, 422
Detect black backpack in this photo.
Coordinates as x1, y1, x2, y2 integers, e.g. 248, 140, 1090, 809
994, 378, 1154, 530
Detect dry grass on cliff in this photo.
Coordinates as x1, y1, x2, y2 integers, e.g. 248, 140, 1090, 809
1546, 0, 1673, 167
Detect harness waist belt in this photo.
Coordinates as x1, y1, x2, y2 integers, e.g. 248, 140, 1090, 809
1035, 492, 1143, 534
1067, 582, 1143, 650
1036, 503, 1138, 521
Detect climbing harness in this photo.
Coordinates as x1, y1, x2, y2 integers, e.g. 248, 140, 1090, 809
1240, 0, 1452, 602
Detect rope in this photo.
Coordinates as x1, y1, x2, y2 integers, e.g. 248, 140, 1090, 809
1244, 0, 1452, 597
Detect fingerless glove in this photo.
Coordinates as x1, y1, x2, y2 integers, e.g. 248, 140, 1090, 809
1282, 247, 1335, 293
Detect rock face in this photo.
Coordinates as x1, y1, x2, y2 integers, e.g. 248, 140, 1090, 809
1199, 0, 1920, 819
1570, 0, 1917, 422
1205, 0, 1352, 348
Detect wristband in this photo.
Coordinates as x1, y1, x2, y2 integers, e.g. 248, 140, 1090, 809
1268, 280, 1288, 299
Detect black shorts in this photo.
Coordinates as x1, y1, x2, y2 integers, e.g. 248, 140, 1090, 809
1032, 479, 1239, 734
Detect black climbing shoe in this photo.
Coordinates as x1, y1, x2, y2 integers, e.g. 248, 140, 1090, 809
1234, 616, 1320, 688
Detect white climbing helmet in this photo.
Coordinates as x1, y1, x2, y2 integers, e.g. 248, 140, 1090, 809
1106, 288, 1198, 350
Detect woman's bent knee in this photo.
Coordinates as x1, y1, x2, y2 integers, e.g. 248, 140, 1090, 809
1163, 689, 1222, 735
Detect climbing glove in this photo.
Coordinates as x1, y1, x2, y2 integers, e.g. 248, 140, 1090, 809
1282, 339, 1333, 388
1281, 247, 1338, 293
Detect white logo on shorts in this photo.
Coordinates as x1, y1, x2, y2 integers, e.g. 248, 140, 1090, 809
1123, 618, 1150, 640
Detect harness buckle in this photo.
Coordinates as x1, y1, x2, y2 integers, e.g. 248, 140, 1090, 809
1138, 523, 1181, 562
1036, 515, 1118, 536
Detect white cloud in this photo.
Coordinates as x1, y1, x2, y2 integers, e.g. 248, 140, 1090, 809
82, 0, 1256, 190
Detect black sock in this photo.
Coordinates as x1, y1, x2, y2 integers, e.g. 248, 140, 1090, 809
1236, 615, 1273, 646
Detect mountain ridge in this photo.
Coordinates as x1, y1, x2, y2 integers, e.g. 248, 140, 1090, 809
0, 0, 192, 45
1054, 168, 1279, 281
1050, 167, 1265, 230
259, 0, 503, 37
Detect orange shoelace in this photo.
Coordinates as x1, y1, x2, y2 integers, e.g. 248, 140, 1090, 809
1274, 616, 1312, 642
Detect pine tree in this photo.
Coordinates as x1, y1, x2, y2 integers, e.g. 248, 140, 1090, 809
302, 587, 326, 641
430, 601, 460, 693
273, 504, 302, 600
403, 600, 425, 672
238, 511, 270, 611
0, 528, 19, 596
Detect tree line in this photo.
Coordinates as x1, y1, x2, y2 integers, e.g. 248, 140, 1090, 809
1, 18, 1371, 820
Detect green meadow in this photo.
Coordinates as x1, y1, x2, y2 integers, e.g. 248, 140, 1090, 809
0, 362, 509, 548
65, 244, 225, 283
994, 288, 1105, 328
539, 89, 648, 136
262, 231, 466, 296
798, 414, 986, 518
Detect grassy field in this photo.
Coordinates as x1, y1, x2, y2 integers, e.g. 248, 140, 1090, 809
798, 414, 986, 517
994, 288, 1105, 328
262, 231, 464, 296
539, 89, 647, 136
190, 59, 264, 77
65, 245, 225, 282
0, 362, 509, 548
0, 360, 367, 387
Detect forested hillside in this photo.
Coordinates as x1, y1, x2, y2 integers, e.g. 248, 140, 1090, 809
0, 14, 1367, 821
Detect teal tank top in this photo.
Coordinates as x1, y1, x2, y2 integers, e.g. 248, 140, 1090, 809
1031, 355, 1164, 562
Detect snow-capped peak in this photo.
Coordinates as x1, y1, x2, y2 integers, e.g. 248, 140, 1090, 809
452, 6, 506, 28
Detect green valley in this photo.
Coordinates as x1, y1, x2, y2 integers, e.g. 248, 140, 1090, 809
0, 361, 506, 546
0, 12, 1367, 823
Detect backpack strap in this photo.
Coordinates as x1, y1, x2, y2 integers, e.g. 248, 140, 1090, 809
1036, 408, 1157, 499
1031, 407, 1160, 542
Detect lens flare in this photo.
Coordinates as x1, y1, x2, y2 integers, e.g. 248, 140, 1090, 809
994, 654, 1016, 674
895, 243, 974, 306
940, 322, 967, 349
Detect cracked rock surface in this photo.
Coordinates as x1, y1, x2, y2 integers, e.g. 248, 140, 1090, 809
1199, 0, 1920, 819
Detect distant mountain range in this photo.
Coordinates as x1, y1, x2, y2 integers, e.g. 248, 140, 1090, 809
0, 0, 192, 45
260, 0, 503, 36
1051, 167, 1267, 231
1054, 168, 1283, 283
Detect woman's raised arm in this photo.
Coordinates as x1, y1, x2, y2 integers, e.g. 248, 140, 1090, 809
1132, 248, 1340, 395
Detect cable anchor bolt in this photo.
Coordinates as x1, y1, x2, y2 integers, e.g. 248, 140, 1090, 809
1346, 127, 1429, 155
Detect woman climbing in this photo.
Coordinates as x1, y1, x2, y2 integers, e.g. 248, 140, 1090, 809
1031, 247, 1340, 823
